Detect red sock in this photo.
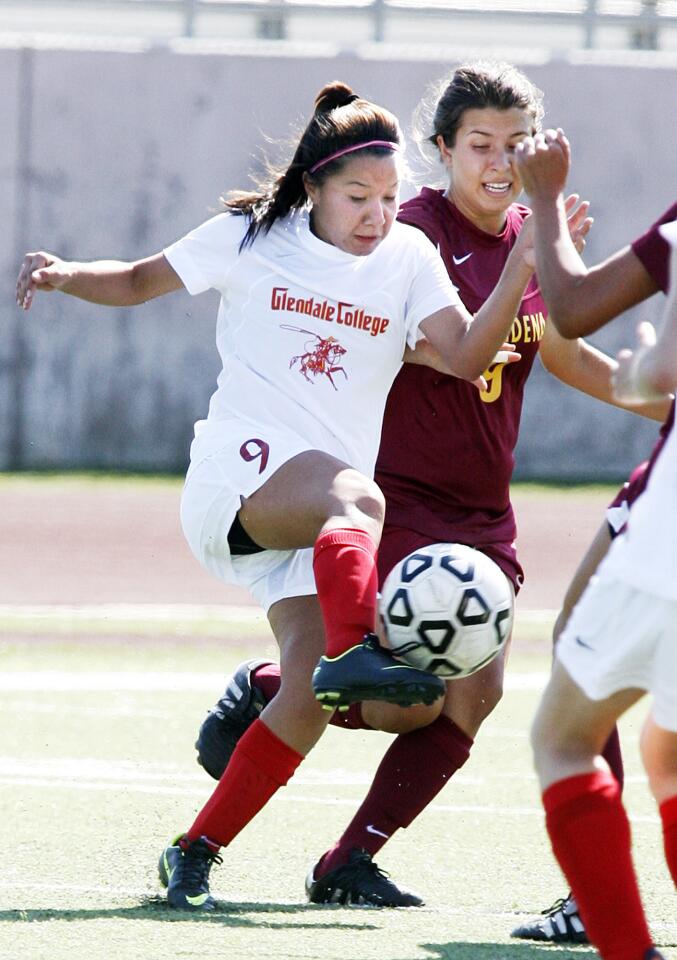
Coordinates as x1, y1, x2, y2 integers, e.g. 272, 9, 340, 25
318, 715, 473, 876
660, 794, 677, 885
251, 662, 369, 730
313, 528, 378, 658
602, 725, 625, 790
543, 771, 653, 960
186, 719, 302, 847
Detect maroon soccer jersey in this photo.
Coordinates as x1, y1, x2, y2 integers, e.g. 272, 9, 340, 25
631, 200, 677, 293
376, 189, 546, 568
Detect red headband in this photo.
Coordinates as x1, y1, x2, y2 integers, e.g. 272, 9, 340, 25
308, 140, 400, 175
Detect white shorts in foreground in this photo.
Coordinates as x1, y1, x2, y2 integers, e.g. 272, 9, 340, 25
557, 573, 677, 732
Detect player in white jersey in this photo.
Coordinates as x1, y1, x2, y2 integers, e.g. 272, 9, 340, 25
517, 130, 676, 960
16, 81, 534, 910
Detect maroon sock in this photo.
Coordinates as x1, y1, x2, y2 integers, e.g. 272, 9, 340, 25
186, 719, 302, 847
313, 528, 378, 658
660, 794, 677, 885
543, 771, 653, 960
251, 663, 369, 730
602, 724, 625, 790
251, 662, 281, 703
317, 715, 473, 876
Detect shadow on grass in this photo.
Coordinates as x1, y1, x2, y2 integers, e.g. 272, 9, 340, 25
422, 943, 595, 959
0, 897, 379, 929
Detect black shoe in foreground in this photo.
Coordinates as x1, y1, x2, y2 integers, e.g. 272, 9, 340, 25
306, 848, 424, 907
158, 835, 222, 911
312, 634, 444, 710
511, 893, 588, 943
195, 658, 272, 780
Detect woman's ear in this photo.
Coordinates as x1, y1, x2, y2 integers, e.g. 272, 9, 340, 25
302, 172, 316, 204
436, 135, 452, 167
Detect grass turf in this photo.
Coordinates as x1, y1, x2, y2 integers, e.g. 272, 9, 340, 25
1, 632, 675, 960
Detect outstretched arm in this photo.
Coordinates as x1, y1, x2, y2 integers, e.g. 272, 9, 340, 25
514, 130, 659, 338
539, 319, 672, 422
16, 251, 183, 311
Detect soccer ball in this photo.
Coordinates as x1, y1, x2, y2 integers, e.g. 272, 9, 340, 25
379, 542, 514, 679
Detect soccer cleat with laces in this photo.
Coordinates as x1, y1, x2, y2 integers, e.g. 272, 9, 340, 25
312, 634, 445, 710
511, 893, 589, 943
305, 848, 424, 907
158, 835, 222, 911
195, 658, 272, 780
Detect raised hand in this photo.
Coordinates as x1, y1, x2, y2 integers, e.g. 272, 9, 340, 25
514, 128, 570, 201
564, 193, 593, 254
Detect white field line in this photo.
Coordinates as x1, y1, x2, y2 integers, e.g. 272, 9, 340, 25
0, 602, 556, 625
0, 670, 551, 692
0, 603, 265, 622
0, 757, 658, 825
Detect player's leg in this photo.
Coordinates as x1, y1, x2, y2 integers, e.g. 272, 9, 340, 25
531, 571, 664, 960
240, 450, 444, 709
553, 518, 624, 787
513, 518, 621, 944
640, 698, 677, 885
160, 594, 330, 909
305, 639, 509, 906
532, 661, 657, 959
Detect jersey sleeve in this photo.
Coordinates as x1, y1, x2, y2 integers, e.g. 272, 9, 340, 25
163, 212, 248, 295
403, 237, 461, 348
631, 201, 677, 294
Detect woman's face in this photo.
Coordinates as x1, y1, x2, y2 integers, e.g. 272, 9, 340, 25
305, 153, 401, 256
439, 106, 534, 233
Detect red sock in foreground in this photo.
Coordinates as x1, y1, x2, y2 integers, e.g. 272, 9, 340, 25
187, 719, 302, 847
313, 528, 378, 658
660, 794, 677, 885
318, 715, 473, 876
543, 770, 654, 960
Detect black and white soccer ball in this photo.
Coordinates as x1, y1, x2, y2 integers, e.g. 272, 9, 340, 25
379, 543, 514, 678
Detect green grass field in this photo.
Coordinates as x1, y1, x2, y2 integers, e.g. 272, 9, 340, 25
1, 625, 675, 960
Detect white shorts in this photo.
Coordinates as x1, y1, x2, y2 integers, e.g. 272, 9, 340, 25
180, 418, 318, 612
557, 572, 677, 732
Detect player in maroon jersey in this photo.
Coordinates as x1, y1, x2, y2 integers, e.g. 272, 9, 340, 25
193, 64, 672, 921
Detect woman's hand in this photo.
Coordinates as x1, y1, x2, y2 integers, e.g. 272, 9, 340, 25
404, 340, 521, 381
612, 321, 669, 405
16, 251, 72, 310
514, 128, 571, 201
565, 193, 593, 254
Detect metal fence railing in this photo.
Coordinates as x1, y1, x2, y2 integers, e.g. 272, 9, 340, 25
4, 0, 677, 46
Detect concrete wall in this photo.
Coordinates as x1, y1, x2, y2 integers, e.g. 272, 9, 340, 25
1, 40, 676, 477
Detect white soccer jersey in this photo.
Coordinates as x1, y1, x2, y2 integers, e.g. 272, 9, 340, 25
601, 413, 677, 602
164, 209, 460, 477
600, 219, 677, 603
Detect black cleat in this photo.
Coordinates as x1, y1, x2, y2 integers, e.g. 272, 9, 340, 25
195, 658, 272, 780
312, 634, 444, 710
511, 893, 588, 943
158, 835, 222, 911
306, 848, 423, 907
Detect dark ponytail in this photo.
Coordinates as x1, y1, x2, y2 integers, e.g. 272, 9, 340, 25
224, 81, 402, 249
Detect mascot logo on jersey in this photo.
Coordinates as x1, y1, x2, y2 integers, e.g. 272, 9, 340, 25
282, 325, 347, 390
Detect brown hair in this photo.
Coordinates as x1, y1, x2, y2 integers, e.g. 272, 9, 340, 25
224, 81, 403, 249
413, 61, 543, 169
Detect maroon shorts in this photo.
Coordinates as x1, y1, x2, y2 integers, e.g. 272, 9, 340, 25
377, 525, 524, 594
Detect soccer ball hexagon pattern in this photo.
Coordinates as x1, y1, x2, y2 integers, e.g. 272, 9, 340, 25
379, 542, 514, 678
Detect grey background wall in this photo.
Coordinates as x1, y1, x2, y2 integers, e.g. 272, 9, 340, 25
1, 40, 675, 477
